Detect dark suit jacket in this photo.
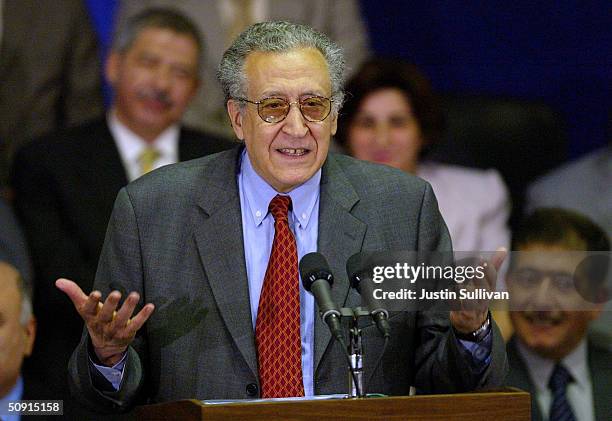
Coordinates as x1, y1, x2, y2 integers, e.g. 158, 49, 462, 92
68, 147, 508, 413
0, 0, 104, 185
10, 118, 233, 404
506, 336, 612, 421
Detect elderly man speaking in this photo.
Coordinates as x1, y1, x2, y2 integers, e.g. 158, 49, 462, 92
57, 21, 507, 413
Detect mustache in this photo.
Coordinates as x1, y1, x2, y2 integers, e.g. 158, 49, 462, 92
137, 89, 173, 107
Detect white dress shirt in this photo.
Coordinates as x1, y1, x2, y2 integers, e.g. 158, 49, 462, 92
107, 111, 179, 182
516, 338, 595, 421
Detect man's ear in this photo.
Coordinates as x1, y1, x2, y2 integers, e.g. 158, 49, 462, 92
23, 317, 36, 357
227, 100, 245, 140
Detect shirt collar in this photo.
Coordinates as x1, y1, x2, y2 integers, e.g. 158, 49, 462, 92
239, 148, 320, 228
107, 110, 180, 164
516, 337, 590, 393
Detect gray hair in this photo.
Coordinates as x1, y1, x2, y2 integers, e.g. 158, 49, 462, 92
217, 21, 346, 113
114, 8, 204, 69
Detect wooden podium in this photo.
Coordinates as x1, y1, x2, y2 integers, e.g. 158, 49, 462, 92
135, 387, 530, 420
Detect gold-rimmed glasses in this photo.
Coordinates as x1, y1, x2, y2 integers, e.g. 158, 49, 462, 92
235, 96, 333, 123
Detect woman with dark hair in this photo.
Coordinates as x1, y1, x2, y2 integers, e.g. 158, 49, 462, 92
337, 58, 510, 252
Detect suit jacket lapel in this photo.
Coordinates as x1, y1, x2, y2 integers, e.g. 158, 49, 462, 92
192, 147, 258, 377
314, 155, 367, 373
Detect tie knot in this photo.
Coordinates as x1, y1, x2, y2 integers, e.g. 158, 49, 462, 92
269, 195, 292, 221
549, 364, 573, 391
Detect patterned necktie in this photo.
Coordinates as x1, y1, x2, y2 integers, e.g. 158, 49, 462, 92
255, 194, 304, 398
548, 363, 577, 421
139, 146, 160, 176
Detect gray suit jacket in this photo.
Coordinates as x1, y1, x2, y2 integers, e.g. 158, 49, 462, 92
68, 147, 507, 412
506, 337, 612, 421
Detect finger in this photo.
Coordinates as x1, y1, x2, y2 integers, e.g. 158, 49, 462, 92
126, 303, 155, 333
98, 291, 122, 323
491, 247, 508, 271
114, 292, 140, 327
81, 290, 102, 316
481, 257, 498, 290
55, 278, 88, 308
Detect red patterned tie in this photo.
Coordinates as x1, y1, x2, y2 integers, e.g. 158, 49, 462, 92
255, 194, 304, 397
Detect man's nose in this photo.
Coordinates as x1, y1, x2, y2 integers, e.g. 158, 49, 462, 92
281, 102, 308, 138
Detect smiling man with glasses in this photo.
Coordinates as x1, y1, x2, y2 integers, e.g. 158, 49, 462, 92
225, 45, 338, 193
58, 21, 507, 412
505, 208, 611, 421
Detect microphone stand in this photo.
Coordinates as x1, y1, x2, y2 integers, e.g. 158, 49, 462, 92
340, 307, 370, 398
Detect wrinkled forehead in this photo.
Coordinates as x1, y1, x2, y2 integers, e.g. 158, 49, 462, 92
243, 48, 332, 97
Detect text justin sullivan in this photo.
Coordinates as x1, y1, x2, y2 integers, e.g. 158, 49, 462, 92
373, 288, 509, 300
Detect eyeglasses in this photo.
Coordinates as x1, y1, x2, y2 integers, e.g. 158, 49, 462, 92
235, 96, 333, 123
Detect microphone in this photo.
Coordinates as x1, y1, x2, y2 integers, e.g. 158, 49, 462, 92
299, 252, 343, 341
347, 253, 392, 338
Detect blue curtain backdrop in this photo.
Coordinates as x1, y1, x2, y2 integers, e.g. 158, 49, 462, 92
360, 0, 611, 159
84, 0, 610, 159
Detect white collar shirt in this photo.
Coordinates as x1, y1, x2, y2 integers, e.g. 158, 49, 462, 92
107, 110, 179, 182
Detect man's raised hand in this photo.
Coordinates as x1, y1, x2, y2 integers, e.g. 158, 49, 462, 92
55, 278, 154, 366
450, 247, 507, 334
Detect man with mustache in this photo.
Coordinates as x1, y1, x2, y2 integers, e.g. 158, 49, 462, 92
505, 208, 611, 421
10, 8, 231, 419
